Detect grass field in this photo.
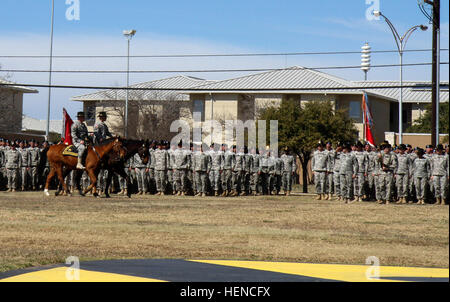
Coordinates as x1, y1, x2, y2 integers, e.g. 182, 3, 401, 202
0, 191, 448, 273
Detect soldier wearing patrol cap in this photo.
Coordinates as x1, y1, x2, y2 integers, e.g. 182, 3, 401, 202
312, 141, 329, 200
395, 144, 411, 204
0, 138, 7, 190
93, 112, 113, 144
430, 144, 449, 205
5, 142, 21, 192
71, 111, 90, 170
28, 139, 41, 190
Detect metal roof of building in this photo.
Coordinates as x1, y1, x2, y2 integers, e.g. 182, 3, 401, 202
0, 78, 39, 93
352, 81, 449, 103
71, 75, 213, 102
22, 115, 62, 134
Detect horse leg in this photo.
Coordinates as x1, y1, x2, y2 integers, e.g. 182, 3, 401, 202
73, 169, 84, 196
44, 167, 56, 196
84, 168, 99, 198
61, 168, 73, 196
55, 165, 68, 196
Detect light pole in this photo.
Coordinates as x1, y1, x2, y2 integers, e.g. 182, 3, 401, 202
123, 29, 136, 139
46, 0, 55, 141
373, 11, 427, 145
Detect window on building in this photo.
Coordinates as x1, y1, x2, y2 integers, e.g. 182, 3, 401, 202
193, 99, 205, 121
349, 101, 361, 119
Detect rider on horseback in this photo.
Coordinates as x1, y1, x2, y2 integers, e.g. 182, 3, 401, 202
93, 111, 113, 144
71, 111, 90, 170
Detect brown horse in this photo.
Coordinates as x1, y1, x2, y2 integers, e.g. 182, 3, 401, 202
40, 137, 126, 197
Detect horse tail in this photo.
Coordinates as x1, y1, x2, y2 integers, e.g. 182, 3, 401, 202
38, 146, 50, 177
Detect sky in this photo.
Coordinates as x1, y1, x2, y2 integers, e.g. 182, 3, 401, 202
0, 0, 448, 120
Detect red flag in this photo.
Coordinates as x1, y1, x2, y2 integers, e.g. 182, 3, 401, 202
62, 108, 73, 145
362, 93, 375, 146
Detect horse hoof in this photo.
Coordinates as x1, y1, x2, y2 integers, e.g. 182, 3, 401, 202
44, 190, 50, 197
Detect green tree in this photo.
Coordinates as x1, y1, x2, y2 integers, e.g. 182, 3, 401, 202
406, 102, 449, 142
258, 100, 357, 193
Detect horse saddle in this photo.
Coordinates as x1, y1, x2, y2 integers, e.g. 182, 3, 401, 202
62, 145, 78, 157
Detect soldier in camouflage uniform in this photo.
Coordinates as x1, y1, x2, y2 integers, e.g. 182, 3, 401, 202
280, 148, 296, 196
173, 141, 190, 196
312, 142, 329, 200
241, 146, 253, 196
133, 151, 148, 195
71, 112, 90, 170
430, 144, 449, 205
424, 144, 435, 202
28, 140, 40, 191
154, 141, 169, 195
377, 144, 398, 204
365, 144, 377, 201
221, 144, 235, 197
18, 140, 30, 191
352, 142, 368, 203
259, 149, 270, 195
412, 148, 431, 205
0, 138, 7, 190
324, 142, 334, 200
406, 144, 417, 203
231, 146, 245, 197
331, 144, 343, 200
167, 143, 176, 195
207, 143, 224, 196
5, 142, 21, 192
93, 112, 113, 144
192, 144, 211, 197
394, 144, 411, 204
339, 143, 358, 203
249, 147, 261, 196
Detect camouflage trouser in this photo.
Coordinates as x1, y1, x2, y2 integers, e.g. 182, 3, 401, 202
64, 171, 75, 189
333, 172, 341, 197
408, 176, 416, 200
259, 172, 269, 194
241, 172, 251, 193
7, 168, 18, 189
194, 171, 208, 193
173, 169, 187, 193
20, 167, 29, 189
432, 175, 448, 199
325, 172, 333, 194
340, 173, 353, 199
119, 168, 129, 190
167, 169, 174, 192
314, 171, 327, 194
29, 166, 39, 189
374, 174, 382, 201
250, 172, 260, 193
414, 177, 427, 200
82, 170, 90, 190
366, 171, 375, 199
232, 171, 243, 191
135, 168, 147, 193
395, 174, 409, 198
378, 172, 394, 201
155, 170, 166, 193
353, 173, 365, 197
221, 169, 233, 192
97, 169, 108, 191
209, 170, 221, 192
282, 172, 293, 192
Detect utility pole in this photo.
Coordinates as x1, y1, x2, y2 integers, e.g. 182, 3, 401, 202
421, 0, 441, 146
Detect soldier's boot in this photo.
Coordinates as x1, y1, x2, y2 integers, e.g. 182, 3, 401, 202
161, 192, 165, 196
377, 200, 383, 204
441, 198, 446, 205
252, 191, 257, 196
123, 189, 127, 196
214, 191, 219, 197
201, 193, 206, 197
315, 194, 322, 200
138, 191, 143, 195
408, 199, 415, 204
396, 198, 402, 204
240, 192, 247, 196
12, 189, 16, 193
76, 158, 85, 170
323, 194, 329, 200
287, 191, 291, 196
181, 191, 186, 196
402, 197, 408, 204
7, 188, 12, 192
327, 193, 332, 200
118, 189, 124, 195
386, 199, 390, 205
231, 190, 238, 197
434, 197, 441, 205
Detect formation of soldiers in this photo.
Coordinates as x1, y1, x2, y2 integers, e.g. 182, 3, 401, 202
101, 140, 297, 197
0, 138, 45, 192
312, 141, 450, 205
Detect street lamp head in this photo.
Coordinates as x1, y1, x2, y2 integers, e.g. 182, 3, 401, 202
373, 10, 381, 17
123, 29, 137, 38
420, 25, 428, 31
